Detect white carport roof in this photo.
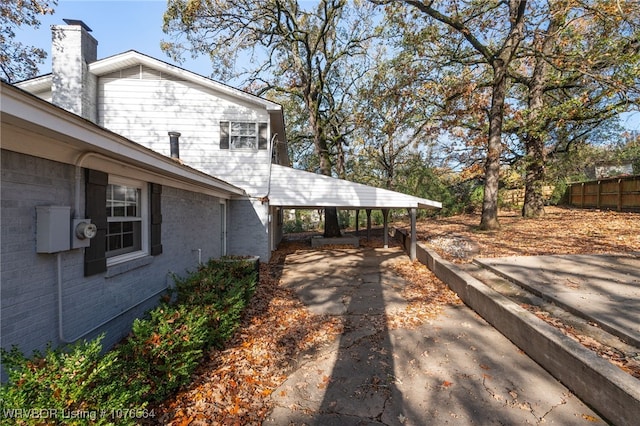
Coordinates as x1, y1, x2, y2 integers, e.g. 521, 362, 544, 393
268, 165, 441, 210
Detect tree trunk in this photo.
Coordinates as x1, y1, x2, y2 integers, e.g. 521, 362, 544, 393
522, 12, 559, 218
323, 207, 341, 237
311, 105, 342, 237
478, 0, 527, 230
522, 136, 546, 217
480, 62, 508, 231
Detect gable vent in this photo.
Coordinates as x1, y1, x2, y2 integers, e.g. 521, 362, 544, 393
101, 65, 184, 81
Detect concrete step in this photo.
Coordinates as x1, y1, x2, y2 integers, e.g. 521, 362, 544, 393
416, 245, 640, 426
461, 261, 640, 379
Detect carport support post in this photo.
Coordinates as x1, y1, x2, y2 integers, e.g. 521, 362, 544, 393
366, 209, 372, 241
409, 208, 417, 260
382, 209, 389, 248
355, 210, 360, 235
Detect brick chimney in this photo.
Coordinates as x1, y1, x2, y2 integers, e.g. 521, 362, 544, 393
51, 19, 98, 122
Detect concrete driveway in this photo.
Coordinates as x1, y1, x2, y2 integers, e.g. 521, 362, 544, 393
263, 246, 603, 425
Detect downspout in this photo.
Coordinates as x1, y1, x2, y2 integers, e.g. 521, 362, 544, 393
258, 134, 278, 254
259, 133, 278, 201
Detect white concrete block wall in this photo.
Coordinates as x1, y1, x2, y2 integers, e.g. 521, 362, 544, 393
1, 150, 224, 378
227, 198, 270, 261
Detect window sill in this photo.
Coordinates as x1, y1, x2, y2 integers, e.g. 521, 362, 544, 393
106, 254, 154, 278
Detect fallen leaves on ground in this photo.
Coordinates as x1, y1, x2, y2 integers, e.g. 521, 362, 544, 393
150, 232, 461, 424
388, 258, 461, 329
151, 207, 639, 423
395, 206, 640, 380
151, 257, 344, 425
408, 206, 640, 262
525, 304, 640, 379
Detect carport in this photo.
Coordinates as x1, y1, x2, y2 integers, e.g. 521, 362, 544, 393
267, 164, 442, 260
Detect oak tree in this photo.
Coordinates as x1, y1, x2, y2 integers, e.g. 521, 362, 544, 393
511, 0, 640, 217
385, 0, 528, 230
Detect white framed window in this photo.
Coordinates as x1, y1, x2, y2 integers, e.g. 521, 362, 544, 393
231, 122, 258, 150
220, 121, 268, 151
106, 176, 148, 265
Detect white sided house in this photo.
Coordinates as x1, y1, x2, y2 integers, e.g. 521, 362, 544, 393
17, 20, 441, 263
17, 20, 289, 262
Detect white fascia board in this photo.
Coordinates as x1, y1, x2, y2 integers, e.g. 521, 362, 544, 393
89, 51, 283, 111
14, 74, 52, 92
268, 165, 442, 209
1, 82, 246, 198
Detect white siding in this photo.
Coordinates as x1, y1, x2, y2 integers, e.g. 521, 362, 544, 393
98, 76, 271, 195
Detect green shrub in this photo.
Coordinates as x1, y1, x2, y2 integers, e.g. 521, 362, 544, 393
1, 257, 258, 420
0, 335, 145, 426
117, 304, 209, 402
172, 257, 257, 347
173, 258, 257, 307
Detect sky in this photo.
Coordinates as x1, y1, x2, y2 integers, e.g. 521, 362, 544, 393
15, 0, 213, 77
13, 0, 640, 132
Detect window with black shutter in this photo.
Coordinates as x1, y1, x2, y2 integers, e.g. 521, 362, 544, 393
220, 121, 230, 149
258, 122, 268, 150
84, 169, 108, 276
84, 169, 161, 276
150, 183, 162, 255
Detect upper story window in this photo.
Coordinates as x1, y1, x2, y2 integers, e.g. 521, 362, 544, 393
220, 121, 268, 151
106, 177, 148, 264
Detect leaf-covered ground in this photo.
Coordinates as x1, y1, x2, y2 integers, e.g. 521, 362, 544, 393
411, 206, 640, 262
153, 206, 639, 424
152, 247, 344, 425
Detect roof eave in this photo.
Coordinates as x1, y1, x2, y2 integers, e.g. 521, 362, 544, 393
14, 74, 52, 92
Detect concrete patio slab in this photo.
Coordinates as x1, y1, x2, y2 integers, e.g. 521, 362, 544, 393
475, 253, 640, 347
264, 247, 604, 425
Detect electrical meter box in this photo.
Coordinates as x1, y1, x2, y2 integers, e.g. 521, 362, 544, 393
36, 206, 71, 253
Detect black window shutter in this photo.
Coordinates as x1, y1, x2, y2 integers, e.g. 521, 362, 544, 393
84, 169, 108, 276
258, 122, 268, 150
220, 121, 229, 149
150, 183, 163, 256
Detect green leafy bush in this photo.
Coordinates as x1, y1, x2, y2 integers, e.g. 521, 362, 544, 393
116, 304, 210, 403
173, 257, 257, 307
0, 335, 145, 426
1, 257, 258, 421
172, 257, 257, 347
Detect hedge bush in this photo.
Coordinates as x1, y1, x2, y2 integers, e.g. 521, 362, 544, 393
0, 336, 145, 426
0, 257, 258, 424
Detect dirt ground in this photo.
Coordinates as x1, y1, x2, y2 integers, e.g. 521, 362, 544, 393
398, 205, 640, 262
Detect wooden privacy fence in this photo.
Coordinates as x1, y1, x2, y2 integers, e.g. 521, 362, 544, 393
567, 175, 640, 211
